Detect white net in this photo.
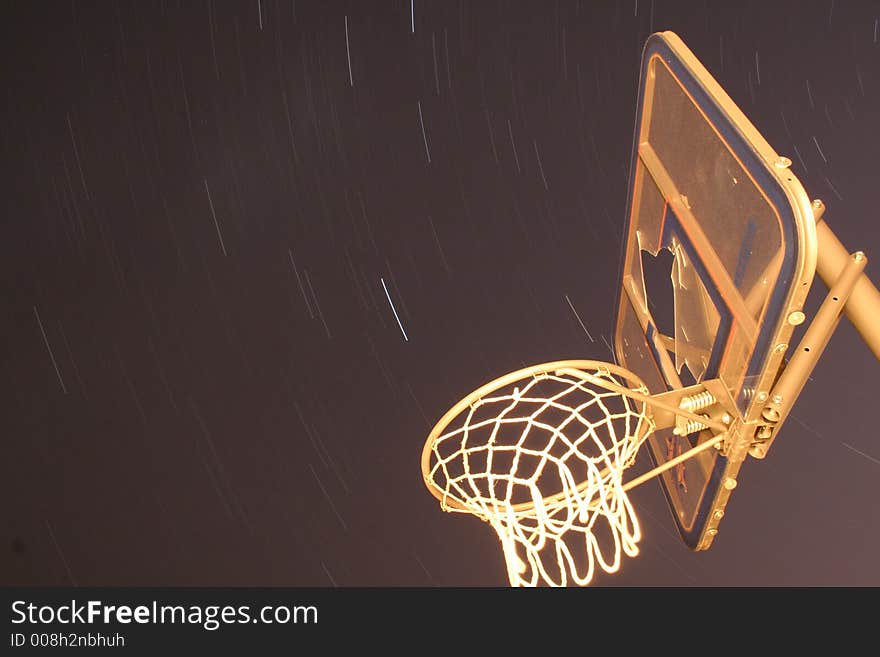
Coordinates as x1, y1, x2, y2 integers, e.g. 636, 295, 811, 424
424, 366, 655, 587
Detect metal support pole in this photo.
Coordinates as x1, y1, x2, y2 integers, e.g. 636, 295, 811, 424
813, 200, 880, 361
761, 250, 867, 440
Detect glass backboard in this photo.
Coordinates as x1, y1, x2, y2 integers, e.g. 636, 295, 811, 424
614, 32, 817, 550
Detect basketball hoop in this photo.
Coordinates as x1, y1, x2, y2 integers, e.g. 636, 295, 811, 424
421, 359, 728, 587
420, 29, 880, 587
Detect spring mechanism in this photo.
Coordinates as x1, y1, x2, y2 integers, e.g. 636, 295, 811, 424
678, 390, 716, 413
674, 413, 712, 436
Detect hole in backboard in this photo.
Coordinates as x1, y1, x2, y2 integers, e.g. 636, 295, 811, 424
640, 248, 700, 387
641, 248, 676, 344
677, 359, 697, 387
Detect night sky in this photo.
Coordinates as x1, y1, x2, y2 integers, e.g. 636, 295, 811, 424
2, 1, 878, 587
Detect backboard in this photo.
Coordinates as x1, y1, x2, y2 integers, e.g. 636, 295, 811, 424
614, 32, 818, 550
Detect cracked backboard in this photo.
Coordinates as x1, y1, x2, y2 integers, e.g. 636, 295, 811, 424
614, 32, 817, 550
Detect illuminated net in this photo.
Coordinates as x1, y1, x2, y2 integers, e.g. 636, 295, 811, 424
423, 365, 655, 587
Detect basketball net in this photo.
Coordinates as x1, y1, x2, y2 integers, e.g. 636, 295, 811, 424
422, 363, 655, 587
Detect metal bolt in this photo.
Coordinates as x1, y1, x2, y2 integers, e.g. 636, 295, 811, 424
854, 251, 865, 262
724, 477, 737, 491
721, 413, 732, 425
756, 391, 768, 402
774, 156, 792, 169
787, 311, 806, 325
707, 528, 719, 536
774, 342, 788, 353
772, 394, 783, 404
713, 510, 725, 520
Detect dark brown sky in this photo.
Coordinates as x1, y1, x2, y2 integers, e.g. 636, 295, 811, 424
2, 0, 878, 586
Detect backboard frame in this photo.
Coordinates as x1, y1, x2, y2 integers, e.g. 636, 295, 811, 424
614, 31, 817, 550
